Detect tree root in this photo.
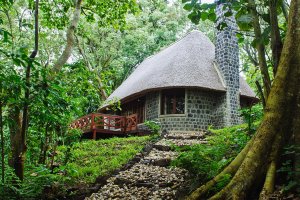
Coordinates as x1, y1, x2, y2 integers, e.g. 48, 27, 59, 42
259, 161, 276, 200
259, 133, 282, 200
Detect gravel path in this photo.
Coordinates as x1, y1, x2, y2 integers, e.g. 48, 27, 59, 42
85, 131, 207, 200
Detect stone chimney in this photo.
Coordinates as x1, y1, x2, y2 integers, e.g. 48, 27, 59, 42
215, 0, 240, 125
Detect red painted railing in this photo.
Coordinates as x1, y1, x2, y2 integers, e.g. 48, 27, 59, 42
70, 113, 138, 139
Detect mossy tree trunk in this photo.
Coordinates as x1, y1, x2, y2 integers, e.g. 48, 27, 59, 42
188, 0, 300, 198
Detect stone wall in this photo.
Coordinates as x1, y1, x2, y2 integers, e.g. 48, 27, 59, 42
211, 94, 227, 128
145, 92, 159, 120
145, 89, 227, 132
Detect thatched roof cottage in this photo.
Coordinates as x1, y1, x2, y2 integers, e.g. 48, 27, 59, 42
100, 2, 258, 132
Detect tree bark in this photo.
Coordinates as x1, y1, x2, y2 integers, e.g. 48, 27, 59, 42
292, 94, 300, 187
255, 80, 266, 108
52, 0, 83, 74
259, 133, 282, 199
248, 0, 272, 101
38, 123, 49, 165
269, 0, 283, 75
0, 101, 4, 183
8, 106, 23, 180
16, 0, 39, 181
189, 0, 300, 198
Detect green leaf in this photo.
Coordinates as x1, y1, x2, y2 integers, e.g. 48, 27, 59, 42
208, 12, 217, 22
224, 10, 233, 17
200, 12, 209, 21
188, 11, 200, 25
238, 37, 244, 43
183, 3, 194, 11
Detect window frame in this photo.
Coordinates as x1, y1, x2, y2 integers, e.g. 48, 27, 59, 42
158, 89, 187, 117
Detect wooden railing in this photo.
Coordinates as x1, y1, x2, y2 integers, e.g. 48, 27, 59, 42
70, 113, 138, 139
125, 114, 138, 132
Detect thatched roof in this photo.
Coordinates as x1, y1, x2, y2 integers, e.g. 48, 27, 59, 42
104, 30, 256, 105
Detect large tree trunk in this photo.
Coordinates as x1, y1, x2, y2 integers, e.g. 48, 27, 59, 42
14, 0, 39, 181
188, 0, 300, 198
8, 106, 23, 180
292, 95, 300, 187
0, 101, 4, 183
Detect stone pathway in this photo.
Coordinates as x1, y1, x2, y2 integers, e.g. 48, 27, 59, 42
86, 131, 208, 200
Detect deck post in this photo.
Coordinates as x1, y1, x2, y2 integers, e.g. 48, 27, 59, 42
91, 114, 96, 140
93, 130, 96, 140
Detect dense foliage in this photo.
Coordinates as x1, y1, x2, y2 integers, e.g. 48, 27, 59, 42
172, 122, 259, 189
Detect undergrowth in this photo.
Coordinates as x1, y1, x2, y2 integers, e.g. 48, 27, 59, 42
0, 136, 151, 199
172, 122, 260, 187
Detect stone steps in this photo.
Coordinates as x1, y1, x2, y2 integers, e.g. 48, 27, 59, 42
86, 132, 207, 200
140, 149, 178, 167
87, 164, 188, 199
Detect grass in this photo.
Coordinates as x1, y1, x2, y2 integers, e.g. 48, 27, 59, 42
55, 136, 152, 184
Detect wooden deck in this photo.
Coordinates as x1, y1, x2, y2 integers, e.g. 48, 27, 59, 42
70, 113, 140, 139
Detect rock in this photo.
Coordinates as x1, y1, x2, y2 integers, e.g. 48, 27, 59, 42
164, 131, 207, 140
155, 138, 207, 148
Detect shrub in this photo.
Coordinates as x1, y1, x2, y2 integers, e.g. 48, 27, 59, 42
172, 123, 258, 184
144, 120, 161, 134
240, 104, 263, 135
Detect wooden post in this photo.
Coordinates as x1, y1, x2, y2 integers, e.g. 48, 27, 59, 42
91, 114, 96, 140
93, 130, 96, 140
108, 116, 110, 130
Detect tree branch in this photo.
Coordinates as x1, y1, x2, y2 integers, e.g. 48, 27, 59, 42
52, 0, 83, 74
248, 0, 272, 101
269, 0, 283, 75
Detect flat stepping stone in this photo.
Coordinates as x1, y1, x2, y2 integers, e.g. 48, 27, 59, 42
140, 149, 178, 166
154, 139, 207, 151
165, 131, 207, 140
114, 163, 187, 187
